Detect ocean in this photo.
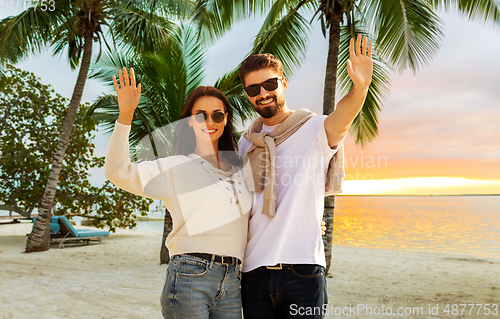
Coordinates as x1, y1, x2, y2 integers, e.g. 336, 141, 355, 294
332, 195, 500, 259
130, 195, 500, 259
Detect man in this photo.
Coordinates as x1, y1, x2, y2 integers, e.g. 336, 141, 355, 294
237, 35, 373, 318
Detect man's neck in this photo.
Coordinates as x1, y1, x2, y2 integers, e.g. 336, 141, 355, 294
261, 104, 293, 126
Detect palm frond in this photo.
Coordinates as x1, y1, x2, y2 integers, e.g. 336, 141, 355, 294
109, 0, 175, 55
214, 69, 241, 95
251, 6, 311, 78
89, 23, 208, 157
88, 49, 135, 87
87, 92, 163, 159
214, 69, 257, 126
191, 0, 276, 45
237, 0, 275, 17
292, 0, 318, 13
144, 22, 207, 122
361, 0, 444, 74
130, 0, 195, 19
51, 23, 85, 70
0, 4, 62, 64
257, 0, 289, 35
179, 24, 206, 95
337, 24, 391, 148
88, 48, 164, 157
84, 94, 121, 131
227, 93, 258, 126
430, 0, 500, 26
191, 0, 235, 44
50, 0, 113, 69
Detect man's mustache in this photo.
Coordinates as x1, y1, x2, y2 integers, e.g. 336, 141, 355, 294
256, 95, 276, 105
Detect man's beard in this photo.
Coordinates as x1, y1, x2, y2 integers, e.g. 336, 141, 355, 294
254, 94, 285, 119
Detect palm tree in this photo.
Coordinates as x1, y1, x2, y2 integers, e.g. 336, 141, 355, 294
0, 0, 181, 252
214, 0, 500, 273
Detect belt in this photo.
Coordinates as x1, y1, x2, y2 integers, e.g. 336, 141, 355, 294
185, 253, 241, 266
265, 263, 294, 270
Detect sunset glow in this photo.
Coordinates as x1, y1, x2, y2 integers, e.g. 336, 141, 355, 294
342, 177, 500, 195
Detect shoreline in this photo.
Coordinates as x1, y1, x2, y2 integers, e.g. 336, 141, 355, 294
7, 219, 499, 260
1, 224, 499, 318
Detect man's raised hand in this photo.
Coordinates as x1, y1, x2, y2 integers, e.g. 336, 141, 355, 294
113, 67, 141, 124
347, 35, 373, 89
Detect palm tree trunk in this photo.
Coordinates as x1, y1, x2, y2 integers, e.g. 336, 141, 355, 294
25, 32, 93, 253
322, 9, 343, 274
160, 209, 173, 264
144, 135, 173, 265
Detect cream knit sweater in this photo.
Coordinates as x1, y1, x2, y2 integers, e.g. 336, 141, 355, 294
104, 121, 252, 260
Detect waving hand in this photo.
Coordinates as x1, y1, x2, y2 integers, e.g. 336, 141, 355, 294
113, 67, 141, 125
347, 35, 373, 89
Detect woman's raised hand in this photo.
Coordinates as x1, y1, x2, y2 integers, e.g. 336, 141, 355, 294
113, 67, 141, 125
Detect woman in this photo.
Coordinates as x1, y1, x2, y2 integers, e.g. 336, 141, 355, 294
104, 67, 252, 318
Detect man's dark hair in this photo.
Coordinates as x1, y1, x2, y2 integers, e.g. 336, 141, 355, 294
238, 53, 284, 86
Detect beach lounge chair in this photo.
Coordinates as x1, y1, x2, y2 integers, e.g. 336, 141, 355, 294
32, 216, 60, 234
32, 216, 110, 248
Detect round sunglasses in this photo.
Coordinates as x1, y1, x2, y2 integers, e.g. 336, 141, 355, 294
244, 76, 283, 97
192, 111, 226, 124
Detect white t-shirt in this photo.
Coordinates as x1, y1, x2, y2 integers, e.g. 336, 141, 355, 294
238, 114, 342, 272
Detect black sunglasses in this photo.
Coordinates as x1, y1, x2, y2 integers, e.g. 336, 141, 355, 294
244, 76, 283, 97
192, 111, 226, 124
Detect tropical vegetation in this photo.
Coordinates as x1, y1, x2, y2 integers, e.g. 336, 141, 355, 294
0, 64, 152, 232
0, 0, 176, 252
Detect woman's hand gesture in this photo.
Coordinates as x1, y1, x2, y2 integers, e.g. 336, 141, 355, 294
113, 67, 141, 125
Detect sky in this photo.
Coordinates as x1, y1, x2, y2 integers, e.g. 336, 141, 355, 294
2, 6, 500, 195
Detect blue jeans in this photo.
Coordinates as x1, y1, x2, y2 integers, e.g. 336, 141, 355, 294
241, 264, 328, 319
161, 254, 242, 319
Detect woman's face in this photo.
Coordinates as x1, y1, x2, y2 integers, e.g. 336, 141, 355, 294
189, 96, 228, 144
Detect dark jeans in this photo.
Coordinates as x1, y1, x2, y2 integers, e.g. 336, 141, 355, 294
241, 264, 328, 319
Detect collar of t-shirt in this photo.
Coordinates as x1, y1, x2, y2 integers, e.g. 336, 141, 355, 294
261, 123, 279, 133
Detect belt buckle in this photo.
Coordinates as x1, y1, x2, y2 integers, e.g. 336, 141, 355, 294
222, 256, 232, 265
266, 264, 283, 270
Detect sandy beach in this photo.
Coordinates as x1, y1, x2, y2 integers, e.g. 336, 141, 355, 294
1, 222, 499, 319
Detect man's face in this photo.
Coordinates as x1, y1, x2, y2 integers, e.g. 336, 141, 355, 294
244, 68, 287, 119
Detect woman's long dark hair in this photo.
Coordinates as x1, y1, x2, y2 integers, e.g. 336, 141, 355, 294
175, 86, 241, 165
